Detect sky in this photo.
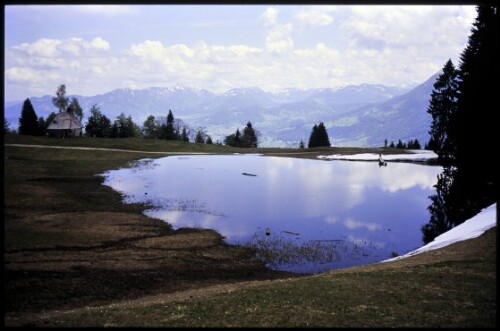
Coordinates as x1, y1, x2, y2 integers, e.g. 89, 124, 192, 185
4, 4, 477, 102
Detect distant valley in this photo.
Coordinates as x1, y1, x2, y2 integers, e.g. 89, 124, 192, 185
4, 74, 438, 147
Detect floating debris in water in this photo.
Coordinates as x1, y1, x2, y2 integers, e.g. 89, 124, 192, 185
283, 230, 300, 236
242, 172, 257, 177
265, 227, 271, 236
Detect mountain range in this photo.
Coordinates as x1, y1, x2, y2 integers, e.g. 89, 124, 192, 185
4, 75, 437, 147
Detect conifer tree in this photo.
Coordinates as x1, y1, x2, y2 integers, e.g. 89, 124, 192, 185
234, 128, 241, 147
164, 110, 177, 140
18, 98, 38, 135
422, 5, 498, 243
427, 59, 459, 166
308, 124, 319, 148
317, 122, 331, 147
86, 105, 112, 138
195, 129, 205, 144
181, 126, 190, 142
4, 117, 11, 134
241, 121, 258, 147
451, 5, 498, 220
36, 117, 46, 136
414, 139, 421, 150
308, 122, 331, 148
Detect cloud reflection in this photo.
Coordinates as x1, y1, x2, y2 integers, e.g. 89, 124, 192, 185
101, 155, 441, 273
344, 218, 381, 231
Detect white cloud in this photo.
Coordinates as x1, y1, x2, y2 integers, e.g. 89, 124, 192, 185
91, 37, 110, 50
6, 67, 60, 83
265, 23, 294, 53
12, 37, 111, 59
343, 5, 475, 52
261, 7, 294, 54
261, 6, 278, 26
71, 5, 136, 17
295, 6, 335, 26
4, 6, 476, 100
344, 218, 381, 231
14, 38, 62, 58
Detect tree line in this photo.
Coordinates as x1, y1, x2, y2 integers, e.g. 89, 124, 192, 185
421, 5, 497, 244
11, 85, 338, 150
11, 84, 263, 147
383, 139, 421, 149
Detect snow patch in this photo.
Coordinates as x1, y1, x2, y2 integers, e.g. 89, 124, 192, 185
318, 150, 437, 162
382, 203, 497, 263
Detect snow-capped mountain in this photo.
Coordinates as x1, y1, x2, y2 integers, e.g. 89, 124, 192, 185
3, 80, 435, 147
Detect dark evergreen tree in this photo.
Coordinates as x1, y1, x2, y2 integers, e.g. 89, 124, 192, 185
422, 5, 498, 243
206, 136, 213, 144
308, 124, 319, 148
451, 5, 498, 220
414, 139, 421, 150
164, 109, 177, 140
181, 126, 190, 142
299, 139, 305, 149
241, 121, 258, 147
384, 139, 388, 148
389, 141, 395, 148
126, 115, 139, 138
421, 168, 456, 244
427, 59, 459, 166
36, 117, 46, 136
18, 98, 38, 135
224, 134, 236, 146
116, 113, 128, 138
195, 129, 205, 144
110, 113, 137, 138
224, 128, 242, 147
110, 122, 119, 138
86, 105, 112, 138
308, 122, 330, 148
317, 122, 331, 147
4, 117, 11, 134
234, 128, 241, 147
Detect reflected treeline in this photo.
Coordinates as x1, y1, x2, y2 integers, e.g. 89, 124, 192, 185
128, 158, 158, 171
147, 197, 225, 217
240, 230, 390, 274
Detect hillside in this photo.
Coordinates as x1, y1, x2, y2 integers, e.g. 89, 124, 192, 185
4, 80, 435, 147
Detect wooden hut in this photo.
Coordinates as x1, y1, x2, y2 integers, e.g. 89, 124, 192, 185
47, 112, 83, 137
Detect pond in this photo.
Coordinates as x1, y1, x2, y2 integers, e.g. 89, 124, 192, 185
101, 154, 442, 274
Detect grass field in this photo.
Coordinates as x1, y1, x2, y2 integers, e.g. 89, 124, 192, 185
3, 134, 496, 327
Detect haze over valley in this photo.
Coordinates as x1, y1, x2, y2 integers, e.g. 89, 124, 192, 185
5, 73, 437, 147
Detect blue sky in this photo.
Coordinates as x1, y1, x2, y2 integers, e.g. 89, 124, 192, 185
4, 4, 476, 101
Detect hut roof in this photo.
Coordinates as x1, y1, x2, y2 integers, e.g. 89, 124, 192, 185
47, 112, 83, 130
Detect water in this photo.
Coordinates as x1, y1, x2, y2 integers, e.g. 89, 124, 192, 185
101, 154, 442, 274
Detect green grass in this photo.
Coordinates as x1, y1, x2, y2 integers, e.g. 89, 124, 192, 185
32, 228, 496, 327
3, 134, 496, 327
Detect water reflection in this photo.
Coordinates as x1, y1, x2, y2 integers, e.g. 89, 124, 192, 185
101, 155, 442, 274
